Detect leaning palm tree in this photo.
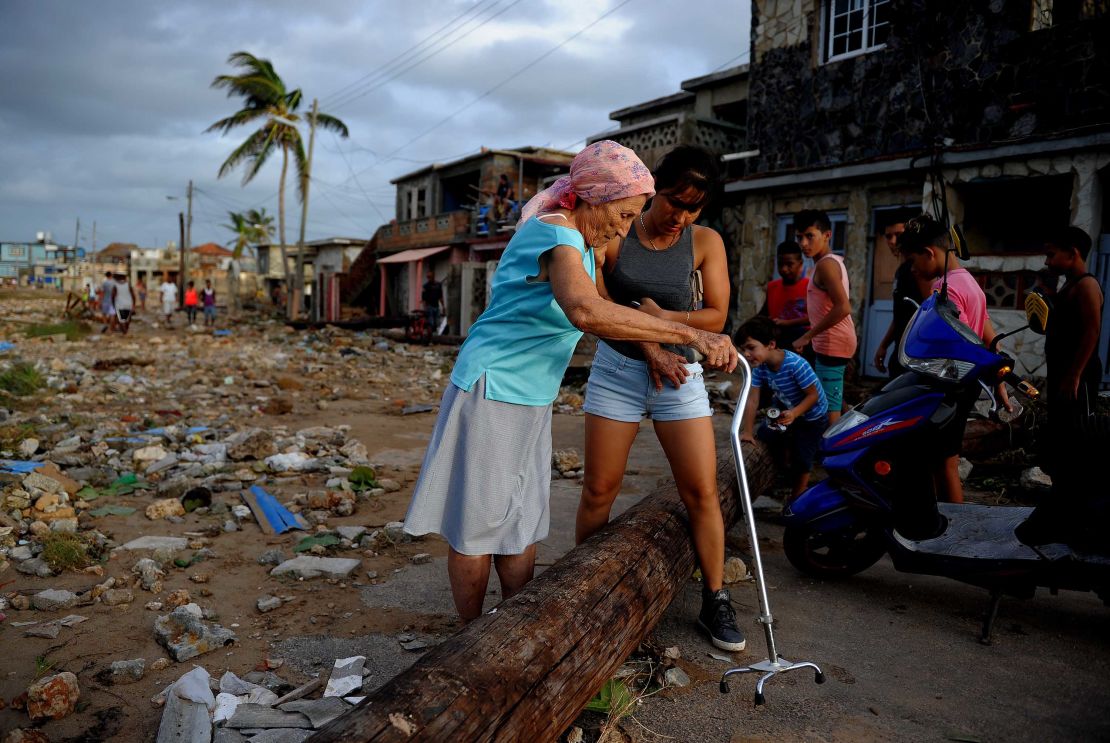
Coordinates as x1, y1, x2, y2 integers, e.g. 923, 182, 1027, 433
206, 51, 348, 295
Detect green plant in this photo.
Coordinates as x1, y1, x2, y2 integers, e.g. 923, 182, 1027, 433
0, 362, 43, 396
349, 465, 379, 492
40, 532, 91, 571
293, 533, 340, 553
34, 655, 57, 679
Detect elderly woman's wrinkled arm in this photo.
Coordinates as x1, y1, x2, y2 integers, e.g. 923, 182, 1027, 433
548, 245, 737, 370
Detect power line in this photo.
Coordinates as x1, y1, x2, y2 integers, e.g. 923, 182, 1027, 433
326, 132, 390, 223
320, 0, 499, 107
335, 0, 638, 189
325, 0, 528, 113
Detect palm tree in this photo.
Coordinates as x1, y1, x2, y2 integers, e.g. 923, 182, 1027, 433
223, 208, 275, 259
206, 51, 348, 295
223, 207, 276, 316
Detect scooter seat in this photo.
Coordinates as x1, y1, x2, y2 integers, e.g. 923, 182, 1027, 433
893, 503, 1041, 561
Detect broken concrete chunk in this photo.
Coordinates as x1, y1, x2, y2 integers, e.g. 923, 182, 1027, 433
245, 730, 313, 743
335, 525, 367, 541
16, 558, 54, 578
257, 595, 282, 613
117, 536, 189, 552
279, 696, 352, 728
224, 703, 313, 729
155, 667, 215, 743
223, 428, 276, 461
270, 556, 360, 580
133, 558, 166, 591
102, 588, 135, 606
722, 556, 748, 584
31, 589, 79, 612
27, 671, 80, 720
134, 445, 168, 462
664, 667, 691, 688
154, 605, 237, 662
109, 658, 146, 684
323, 656, 365, 698
146, 498, 186, 520
258, 548, 287, 566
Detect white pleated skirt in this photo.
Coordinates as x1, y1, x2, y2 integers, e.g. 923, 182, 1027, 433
403, 375, 552, 555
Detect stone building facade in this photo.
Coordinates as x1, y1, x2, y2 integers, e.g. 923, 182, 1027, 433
730, 0, 1110, 378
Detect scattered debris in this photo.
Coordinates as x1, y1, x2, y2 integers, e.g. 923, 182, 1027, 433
270, 556, 360, 580
27, 671, 80, 720
323, 656, 365, 698
153, 604, 238, 662
722, 556, 748, 584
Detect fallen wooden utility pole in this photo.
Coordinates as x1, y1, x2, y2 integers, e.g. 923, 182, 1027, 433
310, 441, 775, 742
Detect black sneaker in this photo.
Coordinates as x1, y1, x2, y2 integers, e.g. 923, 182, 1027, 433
697, 588, 746, 652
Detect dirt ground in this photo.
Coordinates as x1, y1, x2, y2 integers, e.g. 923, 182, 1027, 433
1, 290, 1108, 742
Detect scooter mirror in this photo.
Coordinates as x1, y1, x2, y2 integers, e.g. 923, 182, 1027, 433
948, 224, 971, 261
1024, 288, 1051, 335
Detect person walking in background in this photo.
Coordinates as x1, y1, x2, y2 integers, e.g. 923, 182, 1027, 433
872, 219, 930, 377
402, 141, 738, 624
160, 276, 178, 327
135, 277, 148, 313
184, 280, 199, 326
792, 210, 856, 424
422, 270, 446, 333
760, 240, 810, 352
111, 272, 134, 335
576, 145, 745, 652
202, 279, 217, 327
99, 271, 115, 329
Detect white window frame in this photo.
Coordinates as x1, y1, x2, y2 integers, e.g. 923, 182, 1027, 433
823, 0, 891, 64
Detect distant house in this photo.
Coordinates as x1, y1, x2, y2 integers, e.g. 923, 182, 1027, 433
373, 146, 574, 333
589, 1, 1110, 380
256, 237, 369, 320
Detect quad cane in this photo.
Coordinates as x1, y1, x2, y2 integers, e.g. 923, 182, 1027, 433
719, 354, 825, 705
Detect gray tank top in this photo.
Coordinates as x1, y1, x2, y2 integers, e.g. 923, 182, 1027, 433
605, 226, 696, 362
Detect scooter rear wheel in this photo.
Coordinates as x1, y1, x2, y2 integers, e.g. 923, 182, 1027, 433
783, 521, 886, 579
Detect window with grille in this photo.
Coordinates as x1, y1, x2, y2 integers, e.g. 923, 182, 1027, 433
824, 0, 891, 63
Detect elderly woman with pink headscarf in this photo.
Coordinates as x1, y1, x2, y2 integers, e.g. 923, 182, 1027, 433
404, 141, 738, 621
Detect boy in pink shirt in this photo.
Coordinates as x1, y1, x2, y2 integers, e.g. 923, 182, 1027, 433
900, 214, 1009, 504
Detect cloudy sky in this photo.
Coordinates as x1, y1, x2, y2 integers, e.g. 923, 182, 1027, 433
0, 0, 749, 250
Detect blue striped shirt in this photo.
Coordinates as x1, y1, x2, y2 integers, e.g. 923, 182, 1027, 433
751, 351, 828, 421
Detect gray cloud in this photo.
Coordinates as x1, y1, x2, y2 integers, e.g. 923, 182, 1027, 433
1, 0, 748, 248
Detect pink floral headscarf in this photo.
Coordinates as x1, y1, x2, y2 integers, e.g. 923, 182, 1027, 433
519, 140, 655, 225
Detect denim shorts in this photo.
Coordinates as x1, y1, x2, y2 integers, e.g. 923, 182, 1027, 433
583, 340, 711, 422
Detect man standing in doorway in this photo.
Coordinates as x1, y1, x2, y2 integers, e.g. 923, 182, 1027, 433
422, 270, 445, 334
872, 220, 931, 377
792, 210, 856, 424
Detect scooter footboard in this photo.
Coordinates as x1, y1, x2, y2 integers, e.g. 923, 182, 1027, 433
783, 480, 860, 532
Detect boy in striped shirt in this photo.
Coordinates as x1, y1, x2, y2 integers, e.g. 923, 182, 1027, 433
737, 317, 830, 503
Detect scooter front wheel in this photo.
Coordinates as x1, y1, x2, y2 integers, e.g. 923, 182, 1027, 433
783, 520, 886, 580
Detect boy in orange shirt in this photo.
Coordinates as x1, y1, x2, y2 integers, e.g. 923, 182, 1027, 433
761, 240, 810, 351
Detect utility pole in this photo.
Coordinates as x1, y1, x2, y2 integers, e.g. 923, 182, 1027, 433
292, 99, 318, 320
74, 217, 80, 257
92, 221, 97, 254
178, 212, 186, 309
183, 180, 193, 299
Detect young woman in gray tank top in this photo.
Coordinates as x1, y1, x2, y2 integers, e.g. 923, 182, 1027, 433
577, 146, 745, 652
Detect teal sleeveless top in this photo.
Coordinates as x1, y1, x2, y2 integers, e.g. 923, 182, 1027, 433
450, 217, 593, 405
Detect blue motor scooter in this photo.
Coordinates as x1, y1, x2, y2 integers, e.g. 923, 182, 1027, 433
782, 286, 1110, 642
